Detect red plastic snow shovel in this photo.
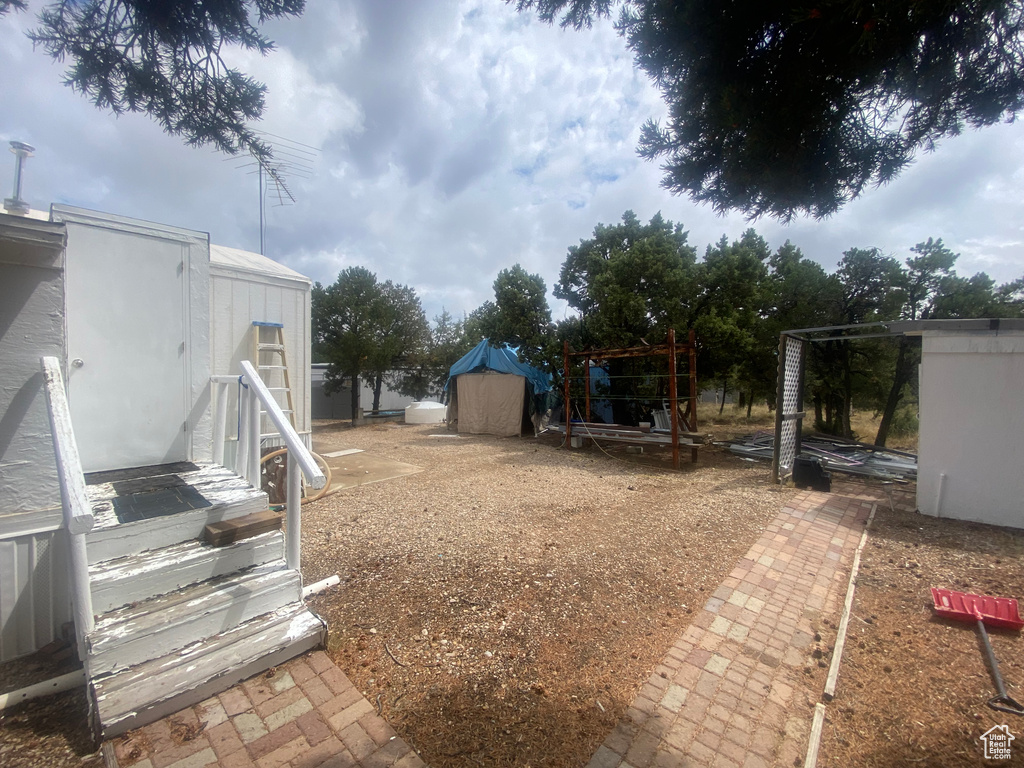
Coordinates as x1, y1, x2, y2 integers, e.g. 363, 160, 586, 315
931, 587, 1024, 716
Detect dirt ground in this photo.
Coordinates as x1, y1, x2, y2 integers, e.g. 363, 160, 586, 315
0, 654, 100, 768
302, 422, 793, 768
819, 486, 1024, 767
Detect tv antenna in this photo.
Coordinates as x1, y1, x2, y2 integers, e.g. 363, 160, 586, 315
227, 130, 319, 254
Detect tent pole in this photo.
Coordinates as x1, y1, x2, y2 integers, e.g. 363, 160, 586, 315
584, 356, 591, 424
668, 329, 679, 469
689, 329, 698, 462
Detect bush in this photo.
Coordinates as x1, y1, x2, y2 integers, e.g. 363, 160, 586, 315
889, 405, 919, 438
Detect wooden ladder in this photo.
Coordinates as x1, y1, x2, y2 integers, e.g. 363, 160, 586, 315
251, 321, 296, 439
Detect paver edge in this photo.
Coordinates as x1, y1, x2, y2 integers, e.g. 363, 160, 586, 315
803, 502, 877, 768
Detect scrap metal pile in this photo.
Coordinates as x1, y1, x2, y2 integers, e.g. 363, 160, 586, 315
724, 432, 917, 481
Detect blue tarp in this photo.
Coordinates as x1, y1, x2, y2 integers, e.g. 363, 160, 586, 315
445, 339, 552, 394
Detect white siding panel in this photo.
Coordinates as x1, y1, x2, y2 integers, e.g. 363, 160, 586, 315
0, 539, 17, 656
917, 331, 1024, 528
209, 260, 312, 456
210, 276, 233, 375
33, 533, 53, 644
17, 537, 34, 652
265, 284, 283, 326
0, 529, 71, 662
250, 283, 267, 326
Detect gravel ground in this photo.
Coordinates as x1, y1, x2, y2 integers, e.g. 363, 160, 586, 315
0, 652, 99, 768
303, 421, 795, 768
819, 485, 1024, 767
7, 415, 1016, 768
0, 418, 799, 768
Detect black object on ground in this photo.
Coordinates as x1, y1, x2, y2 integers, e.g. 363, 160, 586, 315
793, 457, 831, 492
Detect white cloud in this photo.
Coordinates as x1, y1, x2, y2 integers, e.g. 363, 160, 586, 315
2, 0, 1023, 324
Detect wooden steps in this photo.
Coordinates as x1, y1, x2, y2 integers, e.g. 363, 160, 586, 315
79, 461, 325, 740
92, 603, 325, 738
88, 562, 300, 676
85, 463, 268, 564
88, 531, 285, 613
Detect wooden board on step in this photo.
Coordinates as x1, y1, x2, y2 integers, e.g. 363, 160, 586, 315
203, 510, 283, 547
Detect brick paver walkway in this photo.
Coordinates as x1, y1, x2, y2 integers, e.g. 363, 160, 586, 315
586, 489, 874, 768
110, 651, 427, 768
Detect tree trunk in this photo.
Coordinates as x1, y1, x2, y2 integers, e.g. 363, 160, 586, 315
718, 384, 727, 414
350, 374, 361, 425
814, 395, 823, 430
875, 338, 915, 446
746, 394, 753, 419
372, 372, 383, 414
841, 344, 853, 439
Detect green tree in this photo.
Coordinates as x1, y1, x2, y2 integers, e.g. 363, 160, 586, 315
995, 276, 1024, 315
556, 210, 697, 423
366, 281, 429, 413
4, 0, 303, 161
515, 0, 1024, 219
556, 210, 697, 348
765, 241, 838, 332
469, 264, 554, 367
810, 247, 902, 437
389, 310, 474, 401
312, 267, 426, 423
312, 268, 378, 423
692, 230, 771, 411
873, 238, 957, 445
932, 272, 1024, 319
747, 241, 839, 416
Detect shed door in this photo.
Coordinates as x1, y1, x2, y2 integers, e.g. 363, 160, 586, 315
65, 225, 189, 472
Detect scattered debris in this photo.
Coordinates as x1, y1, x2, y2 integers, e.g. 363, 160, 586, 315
724, 432, 917, 481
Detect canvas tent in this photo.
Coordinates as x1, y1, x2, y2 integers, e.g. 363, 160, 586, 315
445, 340, 552, 437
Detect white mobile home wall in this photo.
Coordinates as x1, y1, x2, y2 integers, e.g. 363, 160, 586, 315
209, 245, 312, 457
0, 214, 72, 662
917, 330, 1024, 529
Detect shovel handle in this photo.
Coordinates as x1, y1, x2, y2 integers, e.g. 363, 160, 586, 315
977, 618, 1009, 699
976, 617, 1024, 716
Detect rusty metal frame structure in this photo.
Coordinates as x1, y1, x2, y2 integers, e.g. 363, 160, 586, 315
562, 329, 698, 468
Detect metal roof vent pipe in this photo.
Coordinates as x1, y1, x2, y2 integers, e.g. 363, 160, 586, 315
4, 140, 35, 216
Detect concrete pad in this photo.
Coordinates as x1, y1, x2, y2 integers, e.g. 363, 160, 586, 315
314, 450, 423, 495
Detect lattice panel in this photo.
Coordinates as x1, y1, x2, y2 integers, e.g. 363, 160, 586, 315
776, 335, 804, 479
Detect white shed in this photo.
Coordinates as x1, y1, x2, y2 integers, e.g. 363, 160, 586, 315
209, 244, 313, 458
909, 319, 1024, 529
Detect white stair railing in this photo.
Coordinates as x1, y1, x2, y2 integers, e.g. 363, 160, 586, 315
210, 374, 236, 467
211, 363, 325, 571
40, 357, 95, 661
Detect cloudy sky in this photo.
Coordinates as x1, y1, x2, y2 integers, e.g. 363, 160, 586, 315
3, 0, 1024, 322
